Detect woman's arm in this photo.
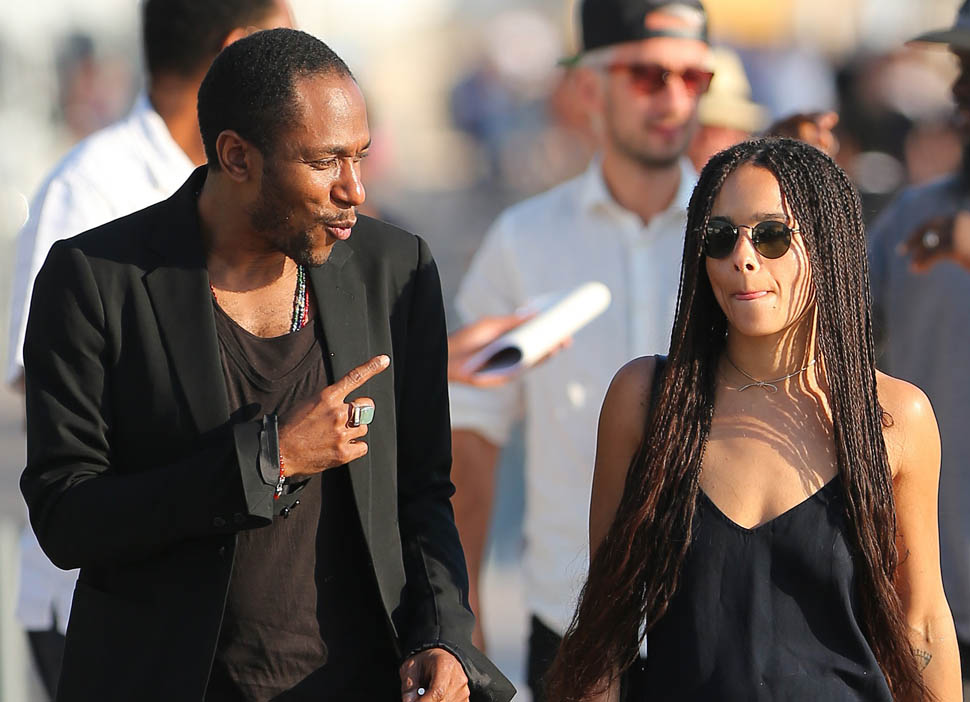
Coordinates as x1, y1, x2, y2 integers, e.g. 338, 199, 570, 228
589, 356, 656, 558
584, 357, 656, 701
880, 373, 963, 699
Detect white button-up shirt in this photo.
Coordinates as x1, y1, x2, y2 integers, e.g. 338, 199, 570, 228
8, 94, 194, 633
450, 157, 696, 635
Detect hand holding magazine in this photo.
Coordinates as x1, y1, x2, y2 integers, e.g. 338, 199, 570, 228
461, 282, 612, 380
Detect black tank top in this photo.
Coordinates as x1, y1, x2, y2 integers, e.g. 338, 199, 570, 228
206, 304, 396, 701
624, 359, 892, 701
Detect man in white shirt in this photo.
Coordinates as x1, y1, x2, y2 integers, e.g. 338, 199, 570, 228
449, 1, 711, 698
7, 0, 293, 696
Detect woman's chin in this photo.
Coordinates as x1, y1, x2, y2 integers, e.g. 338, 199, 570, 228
725, 317, 788, 339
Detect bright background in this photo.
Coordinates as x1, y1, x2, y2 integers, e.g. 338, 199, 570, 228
0, 1, 965, 699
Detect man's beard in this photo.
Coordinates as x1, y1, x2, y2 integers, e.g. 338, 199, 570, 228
248, 171, 329, 268
616, 138, 684, 169
606, 114, 694, 169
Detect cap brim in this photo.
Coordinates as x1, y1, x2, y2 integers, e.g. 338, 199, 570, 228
908, 28, 970, 51
558, 53, 583, 67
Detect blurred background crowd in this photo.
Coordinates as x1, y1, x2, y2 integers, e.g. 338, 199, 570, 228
0, 0, 966, 699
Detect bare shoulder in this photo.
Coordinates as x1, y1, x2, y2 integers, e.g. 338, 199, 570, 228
876, 370, 937, 431
590, 355, 660, 554
601, 355, 659, 441
875, 370, 940, 476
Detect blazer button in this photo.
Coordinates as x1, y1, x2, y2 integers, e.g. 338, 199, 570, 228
217, 546, 226, 558
232, 513, 245, 525
212, 516, 227, 528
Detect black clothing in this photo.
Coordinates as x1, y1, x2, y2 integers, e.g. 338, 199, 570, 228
625, 475, 893, 701
207, 308, 392, 700
527, 615, 562, 702
20, 167, 514, 702
27, 625, 65, 700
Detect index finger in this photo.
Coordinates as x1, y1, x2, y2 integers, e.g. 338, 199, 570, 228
333, 354, 390, 398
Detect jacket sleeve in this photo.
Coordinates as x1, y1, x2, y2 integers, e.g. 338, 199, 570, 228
20, 242, 277, 571
395, 237, 515, 702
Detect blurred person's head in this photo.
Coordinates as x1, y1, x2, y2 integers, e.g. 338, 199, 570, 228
687, 47, 767, 170
198, 29, 367, 267
910, 0, 970, 141
142, 0, 294, 164
143, 0, 294, 83
567, 0, 712, 170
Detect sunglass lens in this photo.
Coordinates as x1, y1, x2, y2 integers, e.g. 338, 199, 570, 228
752, 222, 792, 258
627, 65, 666, 94
682, 69, 714, 95
704, 221, 737, 259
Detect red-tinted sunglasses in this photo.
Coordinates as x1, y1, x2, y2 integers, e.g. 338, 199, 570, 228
607, 62, 714, 96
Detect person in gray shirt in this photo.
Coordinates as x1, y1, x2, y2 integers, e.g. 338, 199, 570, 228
868, 2, 970, 692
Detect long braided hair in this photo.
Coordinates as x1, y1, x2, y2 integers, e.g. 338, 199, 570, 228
546, 138, 925, 701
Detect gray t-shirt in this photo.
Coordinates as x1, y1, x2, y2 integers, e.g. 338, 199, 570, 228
868, 174, 970, 645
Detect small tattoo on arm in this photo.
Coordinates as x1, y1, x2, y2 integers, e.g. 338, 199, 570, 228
914, 648, 932, 671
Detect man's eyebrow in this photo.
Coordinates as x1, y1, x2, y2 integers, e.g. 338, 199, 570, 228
310, 140, 372, 158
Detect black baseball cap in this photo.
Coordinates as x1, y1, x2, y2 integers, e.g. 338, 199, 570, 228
562, 0, 709, 66
909, 0, 970, 52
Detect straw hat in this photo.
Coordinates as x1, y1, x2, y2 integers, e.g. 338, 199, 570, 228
697, 47, 768, 133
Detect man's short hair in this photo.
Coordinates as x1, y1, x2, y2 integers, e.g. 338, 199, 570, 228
143, 0, 279, 78
197, 28, 353, 170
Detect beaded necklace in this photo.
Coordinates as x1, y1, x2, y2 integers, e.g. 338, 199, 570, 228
289, 264, 310, 332
210, 264, 310, 333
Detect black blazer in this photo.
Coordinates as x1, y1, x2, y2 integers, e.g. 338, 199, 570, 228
21, 169, 514, 702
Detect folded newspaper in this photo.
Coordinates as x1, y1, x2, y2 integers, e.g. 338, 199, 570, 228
462, 281, 612, 379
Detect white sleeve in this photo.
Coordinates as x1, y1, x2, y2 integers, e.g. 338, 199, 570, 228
7, 173, 113, 386
448, 213, 526, 446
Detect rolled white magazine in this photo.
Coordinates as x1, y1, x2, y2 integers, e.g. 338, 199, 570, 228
462, 281, 612, 379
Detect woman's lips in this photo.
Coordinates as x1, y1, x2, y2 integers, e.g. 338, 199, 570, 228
733, 290, 769, 301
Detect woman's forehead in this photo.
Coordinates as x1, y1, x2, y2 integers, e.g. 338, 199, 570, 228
711, 165, 791, 221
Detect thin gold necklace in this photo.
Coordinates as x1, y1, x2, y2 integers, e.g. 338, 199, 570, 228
725, 355, 816, 393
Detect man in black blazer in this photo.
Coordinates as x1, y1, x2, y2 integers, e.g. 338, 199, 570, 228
20, 28, 514, 702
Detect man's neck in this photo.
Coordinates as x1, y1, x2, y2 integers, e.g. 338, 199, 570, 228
197, 174, 290, 291
149, 73, 207, 167
600, 148, 683, 226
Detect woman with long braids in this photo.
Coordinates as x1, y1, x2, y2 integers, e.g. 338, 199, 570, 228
546, 138, 961, 701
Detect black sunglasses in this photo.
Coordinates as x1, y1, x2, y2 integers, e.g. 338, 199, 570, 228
703, 218, 798, 260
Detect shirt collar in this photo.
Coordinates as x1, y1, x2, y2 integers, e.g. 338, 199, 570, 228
579, 155, 697, 225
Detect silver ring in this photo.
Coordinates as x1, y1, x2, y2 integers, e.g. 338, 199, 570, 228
348, 403, 375, 427
922, 230, 940, 249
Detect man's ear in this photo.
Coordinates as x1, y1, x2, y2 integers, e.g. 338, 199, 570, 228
220, 21, 272, 51
572, 66, 605, 112
220, 27, 250, 50
572, 67, 607, 139
215, 130, 258, 182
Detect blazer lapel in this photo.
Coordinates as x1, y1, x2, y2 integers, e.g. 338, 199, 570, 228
143, 168, 229, 434
309, 243, 375, 539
